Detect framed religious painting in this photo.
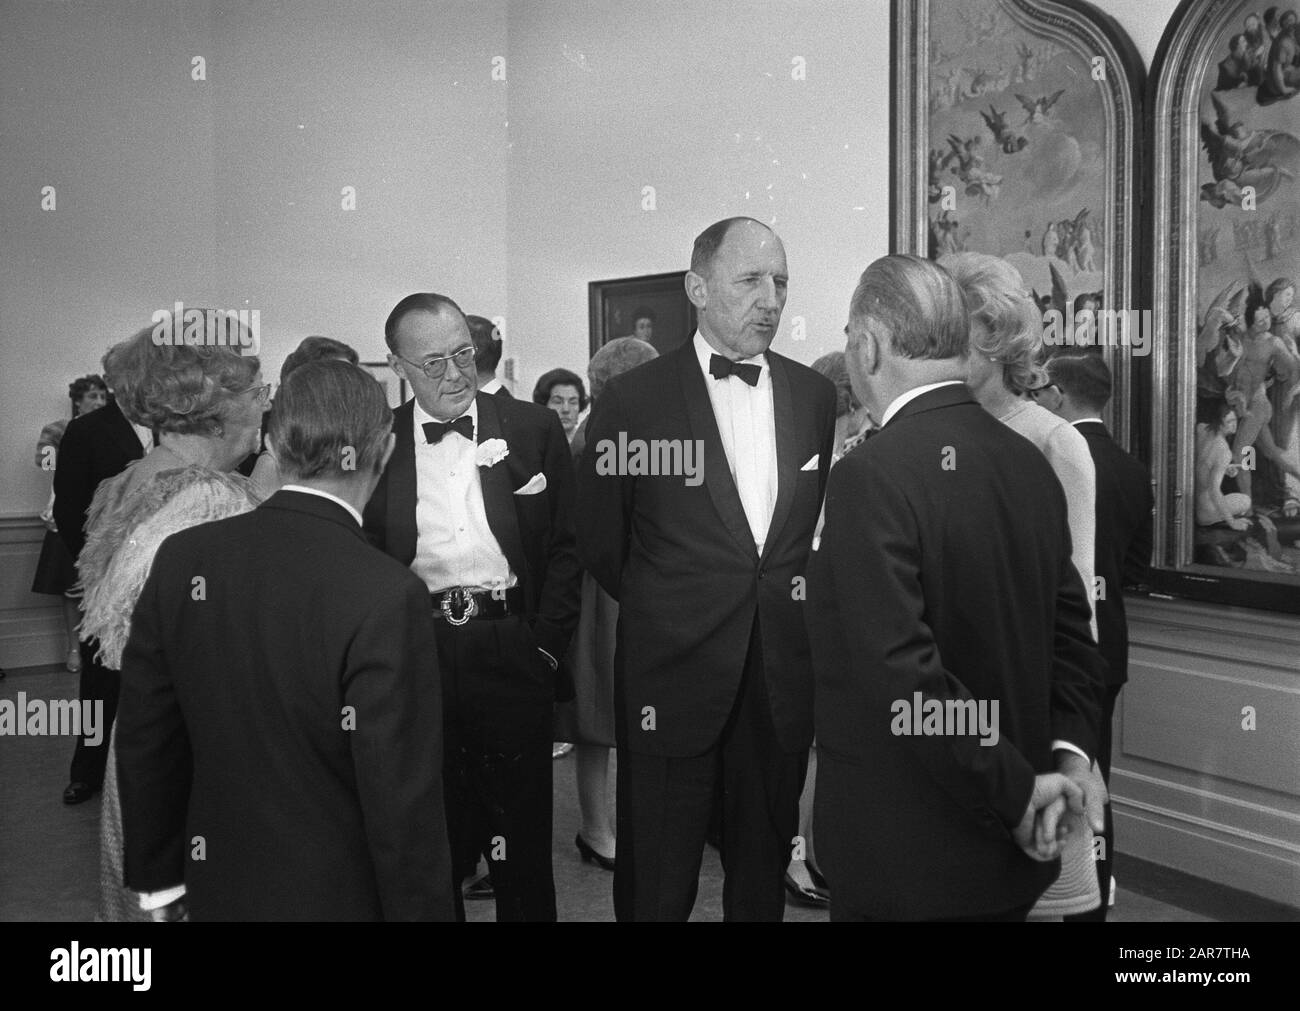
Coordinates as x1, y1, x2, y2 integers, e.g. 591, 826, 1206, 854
1148, 0, 1300, 612
588, 271, 698, 359
891, 0, 1144, 449
359, 361, 408, 410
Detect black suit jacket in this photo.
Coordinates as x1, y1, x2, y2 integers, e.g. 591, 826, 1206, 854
362, 392, 581, 671
53, 399, 145, 560
807, 384, 1105, 920
117, 490, 455, 921
1074, 421, 1153, 687
577, 341, 836, 757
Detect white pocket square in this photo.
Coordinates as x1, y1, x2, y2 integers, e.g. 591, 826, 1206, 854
800, 454, 819, 472
514, 472, 547, 495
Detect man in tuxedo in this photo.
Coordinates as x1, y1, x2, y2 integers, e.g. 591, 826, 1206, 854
116, 359, 454, 920
578, 217, 837, 921
808, 254, 1106, 921
53, 347, 151, 805
468, 314, 509, 396
1037, 353, 1154, 921
363, 293, 581, 922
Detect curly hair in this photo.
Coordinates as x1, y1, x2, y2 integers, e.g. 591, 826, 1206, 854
810, 351, 861, 420
588, 337, 657, 401
939, 252, 1046, 395
68, 374, 107, 414
533, 367, 588, 411
108, 317, 260, 436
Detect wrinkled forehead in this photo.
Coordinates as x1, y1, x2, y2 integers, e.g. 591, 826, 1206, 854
394, 308, 470, 358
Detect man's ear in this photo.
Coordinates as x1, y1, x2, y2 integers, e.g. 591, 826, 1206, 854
377, 432, 397, 473
863, 324, 883, 376
684, 270, 708, 311
387, 352, 404, 380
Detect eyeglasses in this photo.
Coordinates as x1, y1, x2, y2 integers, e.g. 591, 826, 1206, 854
395, 346, 476, 381
236, 382, 273, 404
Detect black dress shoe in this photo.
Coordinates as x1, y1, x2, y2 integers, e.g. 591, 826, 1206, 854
575, 834, 615, 871
62, 781, 98, 805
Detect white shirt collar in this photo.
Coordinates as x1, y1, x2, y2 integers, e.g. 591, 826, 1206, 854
1073, 417, 1105, 427
479, 377, 503, 395
693, 331, 767, 380
279, 484, 363, 527
879, 380, 965, 427
412, 395, 479, 438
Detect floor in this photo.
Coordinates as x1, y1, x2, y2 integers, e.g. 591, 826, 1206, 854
2, 663, 1294, 923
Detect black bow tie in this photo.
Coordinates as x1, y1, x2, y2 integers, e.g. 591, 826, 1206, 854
709, 354, 761, 386
423, 416, 474, 444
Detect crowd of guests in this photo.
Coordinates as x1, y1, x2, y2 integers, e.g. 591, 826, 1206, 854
42, 214, 1151, 921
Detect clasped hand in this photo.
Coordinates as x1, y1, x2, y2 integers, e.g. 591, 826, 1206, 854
1012, 753, 1108, 862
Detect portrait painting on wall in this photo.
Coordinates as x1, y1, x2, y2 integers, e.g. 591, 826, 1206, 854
892, 0, 1143, 446
588, 271, 697, 359
359, 361, 408, 410
1149, 0, 1300, 612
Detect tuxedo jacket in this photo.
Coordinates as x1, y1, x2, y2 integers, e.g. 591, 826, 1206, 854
1075, 421, 1153, 687
53, 399, 145, 560
117, 490, 455, 921
362, 391, 582, 672
577, 342, 836, 757
807, 384, 1105, 920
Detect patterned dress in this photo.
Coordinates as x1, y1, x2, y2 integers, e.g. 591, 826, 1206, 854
78, 462, 259, 922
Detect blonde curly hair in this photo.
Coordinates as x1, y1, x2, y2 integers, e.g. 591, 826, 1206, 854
939, 252, 1046, 396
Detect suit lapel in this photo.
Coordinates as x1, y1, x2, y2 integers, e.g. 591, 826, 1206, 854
760, 354, 798, 564
677, 345, 758, 558
387, 400, 418, 565
474, 392, 529, 582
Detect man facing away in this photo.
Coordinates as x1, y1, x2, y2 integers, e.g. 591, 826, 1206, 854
1036, 353, 1153, 920
116, 359, 454, 920
808, 254, 1106, 921
579, 216, 837, 921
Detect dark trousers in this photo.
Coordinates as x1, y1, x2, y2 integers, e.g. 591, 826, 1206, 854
614, 617, 807, 921
1065, 682, 1122, 923
67, 637, 119, 787
436, 613, 556, 923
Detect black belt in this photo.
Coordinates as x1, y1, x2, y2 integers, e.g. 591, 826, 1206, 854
430, 586, 524, 625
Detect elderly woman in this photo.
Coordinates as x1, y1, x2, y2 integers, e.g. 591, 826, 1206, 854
940, 251, 1104, 920
32, 374, 109, 672
566, 337, 658, 871
78, 315, 269, 921
533, 367, 588, 444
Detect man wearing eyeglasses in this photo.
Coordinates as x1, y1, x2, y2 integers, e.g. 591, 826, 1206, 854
362, 292, 581, 922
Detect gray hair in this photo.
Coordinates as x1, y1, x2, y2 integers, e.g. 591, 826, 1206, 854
849, 254, 969, 361
588, 337, 658, 401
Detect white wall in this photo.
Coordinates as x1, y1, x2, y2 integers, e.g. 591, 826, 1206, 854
0, 0, 508, 515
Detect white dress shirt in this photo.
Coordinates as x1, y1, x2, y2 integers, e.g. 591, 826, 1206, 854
410, 398, 516, 594
693, 331, 778, 556
279, 484, 363, 526
479, 377, 503, 395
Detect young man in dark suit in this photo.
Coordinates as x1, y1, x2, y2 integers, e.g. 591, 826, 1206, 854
578, 217, 837, 921
53, 349, 152, 805
363, 293, 581, 922
1038, 353, 1154, 920
809, 254, 1107, 921
116, 360, 454, 921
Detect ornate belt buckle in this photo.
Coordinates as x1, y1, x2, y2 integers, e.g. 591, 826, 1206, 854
441, 586, 478, 626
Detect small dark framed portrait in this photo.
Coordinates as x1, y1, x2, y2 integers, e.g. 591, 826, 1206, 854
359, 361, 408, 409
588, 271, 698, 358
